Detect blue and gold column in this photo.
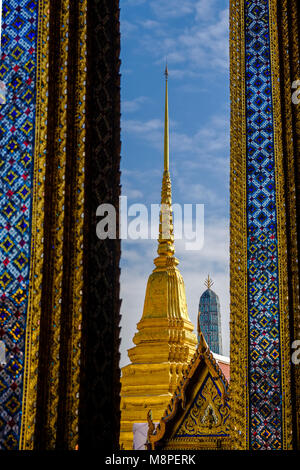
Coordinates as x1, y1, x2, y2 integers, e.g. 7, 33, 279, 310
0, 0, 49, 450
230, 0, 298, 450
0, 0, 122, 451
0, 0, 88, 450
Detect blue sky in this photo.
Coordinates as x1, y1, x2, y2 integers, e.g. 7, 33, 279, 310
120, 0, 230, 367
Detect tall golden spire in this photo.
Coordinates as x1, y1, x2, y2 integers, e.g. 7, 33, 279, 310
129, 67, 196, 341
164, 63, 169, 171
120, 69, 197, 450
155, 64, 177, 267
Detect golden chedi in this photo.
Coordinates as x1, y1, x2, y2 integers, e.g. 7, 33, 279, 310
120, 67, 197, 450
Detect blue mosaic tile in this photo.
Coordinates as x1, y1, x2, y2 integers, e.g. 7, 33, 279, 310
0, 0, 39, 450
245, 0, 282, 450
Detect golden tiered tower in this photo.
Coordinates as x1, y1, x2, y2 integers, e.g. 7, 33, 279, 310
120, 67, 197, 450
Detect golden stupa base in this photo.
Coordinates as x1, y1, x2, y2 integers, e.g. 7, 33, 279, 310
120, 362, 189, 450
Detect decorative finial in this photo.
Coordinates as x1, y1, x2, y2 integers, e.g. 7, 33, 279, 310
164, 62, 168, 80
146, 409, 155, 441
205, 275, 214, 289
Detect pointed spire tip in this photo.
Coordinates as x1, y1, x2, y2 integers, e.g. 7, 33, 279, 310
163, 62, 169, 173
205, 275, 214, 289
164, 63, 168, 80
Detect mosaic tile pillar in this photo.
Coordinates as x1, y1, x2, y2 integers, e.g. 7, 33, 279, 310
230, 0, 300, 450
0, 0, 49, 450
0, 0, 122, 451
0, 0, 113, 450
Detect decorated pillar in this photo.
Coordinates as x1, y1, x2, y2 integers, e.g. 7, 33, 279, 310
230, 0, 300, 450
0, 0, 121, 450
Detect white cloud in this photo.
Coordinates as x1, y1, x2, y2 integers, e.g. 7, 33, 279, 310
150, 0, 194, 18
121, 19, 138, 38
195, 0, 217, 21
122, 96, 149, 113
123, 187, 144, 200
133, 4, 229, 75
140, 19, 161, 30
167, 68, 201, 80
176, 181, 220, 205
120, 2, 229, 76
122, 112, 229, 175
122, 168, 161, 179
173, 8, 229, 72
123, 118, 162, 133
122, 118, 164, 150
124, 0, 147, 6
121, 168, 162, 206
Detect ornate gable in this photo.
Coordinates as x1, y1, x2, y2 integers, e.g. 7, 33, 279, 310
148, 337, 231, 450
175, 373, 230, 439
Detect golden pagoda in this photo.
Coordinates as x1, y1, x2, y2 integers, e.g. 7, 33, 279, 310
120, 67, 197, 450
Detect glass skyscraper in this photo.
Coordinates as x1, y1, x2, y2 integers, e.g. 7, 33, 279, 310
197, 276, 222, 355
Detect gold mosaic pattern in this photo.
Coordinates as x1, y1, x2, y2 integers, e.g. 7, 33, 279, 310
229, 0, 249, 450
66, 0, 86, 449
176, 375, 230, 437
44, 1, 70, 448
280, 0, 300, 446
19, 0, 50, 450
229, 0, 297, 449
21, 0, 87, 449
268, 0, 293, 449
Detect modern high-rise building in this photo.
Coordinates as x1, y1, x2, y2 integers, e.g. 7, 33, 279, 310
197, 276, 222, 355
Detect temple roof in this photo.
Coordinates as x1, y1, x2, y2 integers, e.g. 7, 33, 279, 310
147, 334, 230, 449
212, 353, 230, 382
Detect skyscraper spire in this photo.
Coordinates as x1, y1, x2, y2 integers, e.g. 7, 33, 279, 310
198, 277, 222, 354
205, 274, 214, 289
